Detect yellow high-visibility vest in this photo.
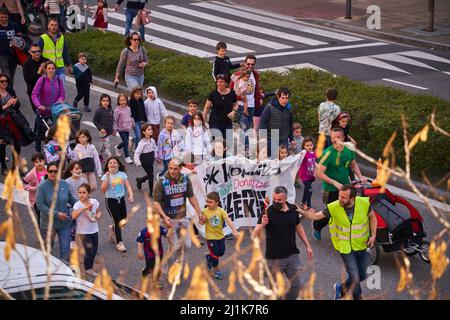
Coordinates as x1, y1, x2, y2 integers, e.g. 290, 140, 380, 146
41, 34, 65, 68
328, 197, 370, 254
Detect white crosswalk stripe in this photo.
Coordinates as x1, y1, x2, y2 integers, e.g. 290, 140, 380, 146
150, 10, 291, 50
194, 1, 363, 42
160, 4, 328, 46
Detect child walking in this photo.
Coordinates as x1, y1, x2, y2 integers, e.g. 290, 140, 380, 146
74, 129, 102, 191
144, 86, 167, 142
64, 161, 89, 249
331, 112, 356, 181
181, 99, 198, 129
289, 122, 304, 155
101, 157, 134, 253
184, 111, 212, 165
71, 183, 102, 277
134, 124, 157, 196
298, 137, 317, 209
211, 41, 242, 82
129, 87, 147, 150
23, 152, 47, 227
136, 224, 167, 289
93, 94, 114, 161
199, 191, 238, 279
157, 116, 183, 175
73, 52, 93, 112
318, 88, 341, 148
114, 93, 135, 164
89, 0, 114, 31
43, 126, 62, 164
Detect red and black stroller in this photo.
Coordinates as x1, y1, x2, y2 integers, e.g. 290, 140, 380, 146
354, 181, 429, 265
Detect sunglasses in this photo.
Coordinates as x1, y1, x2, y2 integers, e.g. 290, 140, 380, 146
0, 79, 8, 83
246, 63, 255, 66
131, 38, 140, 41
47, 170, 58, 174
30, 50, 41, 54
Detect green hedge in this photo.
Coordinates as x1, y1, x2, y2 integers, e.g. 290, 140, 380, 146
66, 31, 450, 176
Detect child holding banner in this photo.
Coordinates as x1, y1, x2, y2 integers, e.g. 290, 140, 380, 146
199, 192, 239, 280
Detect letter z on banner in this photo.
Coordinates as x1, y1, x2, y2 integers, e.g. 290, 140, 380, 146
186, 153, 304, 236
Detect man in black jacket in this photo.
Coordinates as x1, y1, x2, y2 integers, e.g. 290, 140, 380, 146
22, 43, 48, 113
260, 87, 294, 158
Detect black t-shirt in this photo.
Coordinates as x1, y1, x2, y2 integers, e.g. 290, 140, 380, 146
0, 22, 22, 57
258, 203, 301, 260
323, 203, 372, 222
207, 89, 237, 128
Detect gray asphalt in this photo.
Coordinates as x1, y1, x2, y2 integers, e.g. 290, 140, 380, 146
0, 69, 448, 299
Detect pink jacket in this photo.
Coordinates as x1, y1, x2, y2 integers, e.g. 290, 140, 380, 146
23, 167, 47, 206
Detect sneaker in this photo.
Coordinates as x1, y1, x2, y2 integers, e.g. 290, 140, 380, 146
224, 233, 234, 240
214, 270, 224, 280
116, 241, 126, 252
333, 282, 342, 300
311, 220, 321, 241
108, 225, 115, 243
70, 241, 75, 250
125, 157, 133, 164
86, 269, 98, 277
205, 253, 213, 270
73, 100, 78, 108
114, 145, 122, 157
84, 105, 91, 112
136, 177, 142, 190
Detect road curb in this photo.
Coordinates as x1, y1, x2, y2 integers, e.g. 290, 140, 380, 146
299, 18, 450, 52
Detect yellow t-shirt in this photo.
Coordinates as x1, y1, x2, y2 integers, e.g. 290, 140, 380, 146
202, 207, 228, 240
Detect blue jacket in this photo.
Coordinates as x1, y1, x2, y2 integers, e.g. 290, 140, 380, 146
36, 178, 77, 230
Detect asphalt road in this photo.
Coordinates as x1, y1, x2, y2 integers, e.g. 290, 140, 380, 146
0, 70, 449, 300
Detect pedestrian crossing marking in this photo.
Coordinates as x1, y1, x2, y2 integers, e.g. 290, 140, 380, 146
342, 50, 450, 74
150, 10, 291, 50
194, 1, 363, 42
259, 63, 332, 74
159, 4, 328, 46
107, 12, 253, 54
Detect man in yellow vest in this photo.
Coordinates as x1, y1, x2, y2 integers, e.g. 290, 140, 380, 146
298, 184, 377, 300
37, 17, 72, 89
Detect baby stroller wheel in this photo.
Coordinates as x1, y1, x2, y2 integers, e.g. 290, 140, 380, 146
418, 241, 430, 263
403, 241, 420, 256
368, 243, 380, 265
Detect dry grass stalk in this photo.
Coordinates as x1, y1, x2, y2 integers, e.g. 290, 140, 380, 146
430, 108, 450, 137
227, 270, 237, 294
397, 256, 413, 293
183, 262, 190, 280
430, 241, 449, 281
315, 132, 326, 158
300, 272, 316, 300
183, 266, 210, 299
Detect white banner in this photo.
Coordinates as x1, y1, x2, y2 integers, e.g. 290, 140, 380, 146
186, 152, 305, 236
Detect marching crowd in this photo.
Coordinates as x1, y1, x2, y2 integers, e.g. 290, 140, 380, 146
0, 5, 377, 300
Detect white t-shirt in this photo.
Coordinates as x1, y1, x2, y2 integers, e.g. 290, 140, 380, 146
73, 199, 100, 234
238, 72, 256, 109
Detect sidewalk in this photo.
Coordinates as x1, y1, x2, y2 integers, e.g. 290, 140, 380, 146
230, 0, 450, 51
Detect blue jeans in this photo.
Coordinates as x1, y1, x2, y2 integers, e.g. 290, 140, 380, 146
132, 120, 142, 148
340, 250, 370, 300
125, 73, 144, 92
160, 159, 170, 176
41, 225, 72, 262
117, 131, 130, 158
238, 105, 254, 152
125, 8, 145, 40
56, 67, 66, 90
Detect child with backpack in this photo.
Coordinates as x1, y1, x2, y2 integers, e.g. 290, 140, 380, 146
74, 129, 102, 191
93, 94, 114, 161
114, 93, 135, 164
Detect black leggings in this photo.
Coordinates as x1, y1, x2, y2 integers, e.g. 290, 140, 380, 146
106, 197, 127, 243
313, 190, 339, 232
0, 143, 21, 171
138, 152, 154, 194
74, 82, 90, 107
301, 180, 313, 208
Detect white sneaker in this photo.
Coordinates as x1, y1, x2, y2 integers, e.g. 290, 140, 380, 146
85, 269, 98, 277
125, 157, 133, 164
116, 241, 126, 252
114, 145, 122, 157
70, 241, 75, 250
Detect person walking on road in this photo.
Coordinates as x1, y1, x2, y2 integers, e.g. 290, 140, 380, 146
114, 0, 148, 40
0, 7, 23, 87
38, 18, 72, 89
152, 157, 203, 271
114, 32, 148, 91
312, 127, 366, 240
252, 186, 313, 300
298, 184, 377, 300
